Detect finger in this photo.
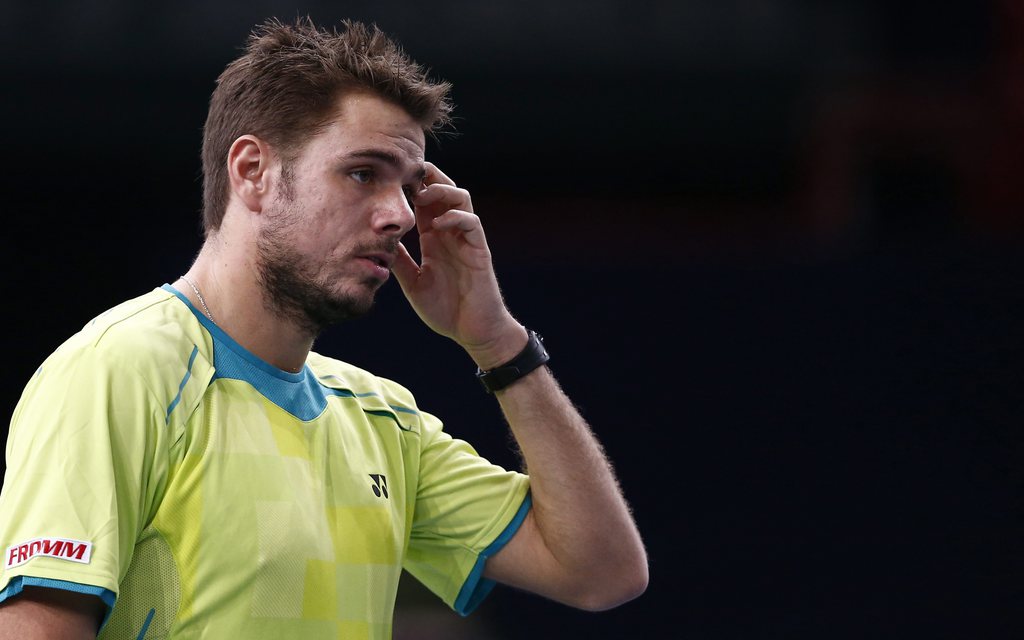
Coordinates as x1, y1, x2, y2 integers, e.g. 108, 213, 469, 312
390, 242, 422, 290
413, 184, 473, 235
413, 183, 473, 212
423, 161, 456, 187
413, 197, 438, 235
432, 209, 488, 247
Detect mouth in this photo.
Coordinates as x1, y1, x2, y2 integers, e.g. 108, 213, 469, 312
360, 253, 394, 270
355, 251, 395, 282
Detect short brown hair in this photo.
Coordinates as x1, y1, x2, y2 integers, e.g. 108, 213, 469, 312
200, 17, 453, 234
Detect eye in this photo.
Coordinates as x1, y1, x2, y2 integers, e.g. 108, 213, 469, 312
350, 169, 373, 184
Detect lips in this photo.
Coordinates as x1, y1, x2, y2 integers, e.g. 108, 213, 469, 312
360, 252, 394, 270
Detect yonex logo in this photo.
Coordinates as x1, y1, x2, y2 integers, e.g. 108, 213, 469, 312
369, 474, 389, 499
5, 537, 93, 569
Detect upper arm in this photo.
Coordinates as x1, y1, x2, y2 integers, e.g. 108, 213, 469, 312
482, 508, 573, 602
402, 413, 530, 613
484, 503, 649, 611
0, 340, 174, 622
0, 587, 103, 640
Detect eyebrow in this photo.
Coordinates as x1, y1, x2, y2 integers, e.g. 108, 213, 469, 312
342, 148, 426, 181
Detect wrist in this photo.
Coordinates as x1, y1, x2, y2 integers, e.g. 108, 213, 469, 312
465, 324, 530, 371
475, 329, 549, 393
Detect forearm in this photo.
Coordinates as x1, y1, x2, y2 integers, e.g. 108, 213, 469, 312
394, 164, 646, 607
484, 359, 648, 609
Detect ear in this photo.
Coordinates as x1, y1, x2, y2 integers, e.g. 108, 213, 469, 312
227, 135, 273, 213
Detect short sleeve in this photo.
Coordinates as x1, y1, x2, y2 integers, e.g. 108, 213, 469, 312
402, 412, 530, 616
0, 338, 172, 623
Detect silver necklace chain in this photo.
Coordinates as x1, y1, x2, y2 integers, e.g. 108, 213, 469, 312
180, 275, 214, 322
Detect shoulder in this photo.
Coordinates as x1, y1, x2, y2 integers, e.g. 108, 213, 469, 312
37, 287, 207, 397
306, 351, 433, 434
80, 287, 203, 356
10, 287, 205, 449
306, 352, 416, 407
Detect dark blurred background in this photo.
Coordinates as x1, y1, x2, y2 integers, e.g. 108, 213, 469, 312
2, 1, 1022, 638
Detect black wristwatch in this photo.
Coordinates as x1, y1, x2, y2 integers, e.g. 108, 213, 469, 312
475, 330, 550, 393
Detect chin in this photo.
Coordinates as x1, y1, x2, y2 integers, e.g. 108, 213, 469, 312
302, 285, 377, 330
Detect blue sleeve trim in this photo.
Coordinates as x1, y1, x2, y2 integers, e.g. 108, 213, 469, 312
453, 492, 533, 616
0, 575, 116, 629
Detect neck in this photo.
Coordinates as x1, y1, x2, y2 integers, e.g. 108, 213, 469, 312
180, 238, 314, 374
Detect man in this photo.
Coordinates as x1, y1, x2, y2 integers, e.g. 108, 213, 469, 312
0, 17, 647, 639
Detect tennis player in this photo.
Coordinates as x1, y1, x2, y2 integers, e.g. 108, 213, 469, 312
0, 17, 647, 639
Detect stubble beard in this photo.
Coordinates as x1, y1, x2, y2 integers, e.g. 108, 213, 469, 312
255, 196, 380, 338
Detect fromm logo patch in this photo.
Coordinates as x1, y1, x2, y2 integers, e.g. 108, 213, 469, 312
5, 537, 93, 569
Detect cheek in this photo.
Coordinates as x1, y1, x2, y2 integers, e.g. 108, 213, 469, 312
310, 224, 356, 265
283, 186, 364, 257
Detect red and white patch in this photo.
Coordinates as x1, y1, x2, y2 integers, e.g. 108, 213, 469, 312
5, 537, 93, 569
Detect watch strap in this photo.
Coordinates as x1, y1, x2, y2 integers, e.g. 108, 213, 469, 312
475, 330, 549, 393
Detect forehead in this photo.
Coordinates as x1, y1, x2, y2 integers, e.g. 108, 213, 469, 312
303, 92, 426, 163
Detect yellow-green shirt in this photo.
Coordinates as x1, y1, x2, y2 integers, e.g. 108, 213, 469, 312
0, 286, 530, 639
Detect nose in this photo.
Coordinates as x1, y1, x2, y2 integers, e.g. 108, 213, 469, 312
374, 189, 416, 237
